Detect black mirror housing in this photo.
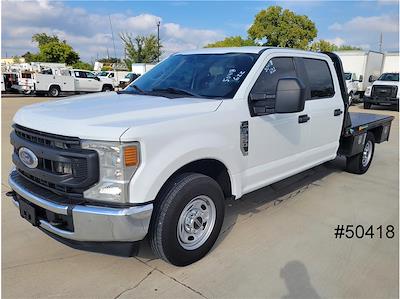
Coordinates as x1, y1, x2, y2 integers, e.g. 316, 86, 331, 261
275, 78, 306, 113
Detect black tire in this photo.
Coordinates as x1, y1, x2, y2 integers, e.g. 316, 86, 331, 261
48, 85, 60, 97
363, 102, 372, 109
102, 85, 113, 92
150, 173, 225, 266
346, 132, 375, 174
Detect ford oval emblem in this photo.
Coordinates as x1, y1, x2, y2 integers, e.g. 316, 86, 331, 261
18, 147, 38, 169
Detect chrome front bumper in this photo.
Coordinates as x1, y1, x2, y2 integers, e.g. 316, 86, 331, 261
8, 172, 153, 242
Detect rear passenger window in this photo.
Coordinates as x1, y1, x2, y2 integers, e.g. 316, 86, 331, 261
303, 59, 334, 99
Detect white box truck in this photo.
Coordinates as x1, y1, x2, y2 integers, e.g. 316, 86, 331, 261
382, 52, 400, 73
335, 51, 384, 97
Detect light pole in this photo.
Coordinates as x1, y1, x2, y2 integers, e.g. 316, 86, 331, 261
157, 21, 161, 62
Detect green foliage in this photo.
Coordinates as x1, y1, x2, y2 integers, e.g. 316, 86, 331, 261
336, 45, 362, 51
310, 39, 362, 52
24, 33, 80, 65
72, 61, 93, 70
39, 41, 80, 64
248, 6, 317, 49
98, 57, 121, 64
120, 33, 161, 68
32, 33, 61, 47
101, 65, 113, 71
205, 36, 257, 48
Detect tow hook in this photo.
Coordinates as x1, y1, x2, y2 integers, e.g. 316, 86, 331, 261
5, 191, 16, 197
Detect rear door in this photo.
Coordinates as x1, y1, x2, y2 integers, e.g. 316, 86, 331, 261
84, 71, 102, 91
297, 56, 344, 163
73, 70, 89, 91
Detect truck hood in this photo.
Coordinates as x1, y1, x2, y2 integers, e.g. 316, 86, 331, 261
372, 80, 400, 87
13, 92, 222, 141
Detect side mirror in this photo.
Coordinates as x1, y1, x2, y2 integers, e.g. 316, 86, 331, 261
94, 76, 100, 81
275, 78, 306, 113
359, 75, 363, 82
368, 75, 376, 83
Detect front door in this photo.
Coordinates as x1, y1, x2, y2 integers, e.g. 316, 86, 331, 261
243, 56, 313, 194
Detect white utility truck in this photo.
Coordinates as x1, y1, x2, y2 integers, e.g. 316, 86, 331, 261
364, 72, 399, 110
336, 51, 384, 97
7, 48, 394, 266
15, 69, 114, 96
344, 72, 359, 104
96, 71, 129, 88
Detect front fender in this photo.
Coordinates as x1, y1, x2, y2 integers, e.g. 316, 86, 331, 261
128, 132, 242, 204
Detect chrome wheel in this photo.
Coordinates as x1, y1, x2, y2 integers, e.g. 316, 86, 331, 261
177, 195, 216, 250
362, 140, 373, 167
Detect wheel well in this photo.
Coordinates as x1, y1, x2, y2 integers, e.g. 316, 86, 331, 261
49, 84, 60, 91
102, 84, 113, 90
157, 159, 233, 201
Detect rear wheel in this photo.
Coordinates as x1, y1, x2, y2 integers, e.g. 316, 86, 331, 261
363, 102, 372, 109
48, 85, 60, 97
102, 85, 113, 92
346, 132, 375, 174
150, 173, 225, 266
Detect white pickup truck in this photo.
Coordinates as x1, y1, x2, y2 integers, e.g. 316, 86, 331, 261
15, 69, 114, 97
363, 72, 399, 110
7, 47, 394, 266
344, 72, 359, 104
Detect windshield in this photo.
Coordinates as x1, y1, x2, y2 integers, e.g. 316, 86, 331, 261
378, 73, 399, 81
124, 53, 258, 99
97, 71, 109, 77
344, 73, 351, 80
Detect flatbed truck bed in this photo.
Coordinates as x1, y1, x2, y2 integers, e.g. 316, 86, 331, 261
339, 112, 394, 157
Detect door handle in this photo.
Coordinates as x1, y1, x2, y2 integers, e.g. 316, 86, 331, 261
334, 109, 343, 116
298, 114, 310, 123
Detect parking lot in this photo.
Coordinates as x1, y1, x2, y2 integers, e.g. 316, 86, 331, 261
2, 95, 399, 298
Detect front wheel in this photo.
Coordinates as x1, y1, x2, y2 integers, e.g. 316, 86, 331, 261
364, 102, 372, 109
346, 132, 375, 174
150, 173, 225, 266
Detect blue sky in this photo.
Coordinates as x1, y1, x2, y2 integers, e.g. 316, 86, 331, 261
2, 1, 399, 61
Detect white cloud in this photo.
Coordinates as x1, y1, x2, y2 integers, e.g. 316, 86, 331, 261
327, 14, 399, 51
329, 15, 398, 33
1, 0, 224, 61
326, 37, 345, 47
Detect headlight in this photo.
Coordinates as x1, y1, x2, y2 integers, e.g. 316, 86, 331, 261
81, 141, 140, 203
365, 86, 372, 97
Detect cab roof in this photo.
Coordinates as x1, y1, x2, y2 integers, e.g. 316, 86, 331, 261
177, 47, 330, 59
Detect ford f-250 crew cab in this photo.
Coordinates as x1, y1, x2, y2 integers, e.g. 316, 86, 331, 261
363, 72, 399, 110
7, 47, 394, 266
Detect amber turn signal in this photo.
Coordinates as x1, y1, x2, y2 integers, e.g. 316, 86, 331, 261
124, 146, 138, 167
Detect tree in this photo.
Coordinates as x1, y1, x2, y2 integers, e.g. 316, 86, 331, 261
40, 41, 80, 64
309, 40, 337, 52
309, 39, 362, 52
248, 6, 317, 49
98, 57, 121, 64
120, 33, 161, 68
337, 45, 362, 51
205, 36, 257, 48
23, 33, 80, 65
32, 33, 61, 47
72, 61, 93, 70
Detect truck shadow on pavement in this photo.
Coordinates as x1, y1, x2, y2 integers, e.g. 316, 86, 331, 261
137, 156, 346, 261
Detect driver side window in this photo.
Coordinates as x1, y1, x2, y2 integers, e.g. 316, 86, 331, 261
250, 57, 296, 114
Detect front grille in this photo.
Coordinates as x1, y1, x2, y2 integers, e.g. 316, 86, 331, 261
14, 124, 80, 150
371, 85, 398, 98
11, 125, 99, 199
